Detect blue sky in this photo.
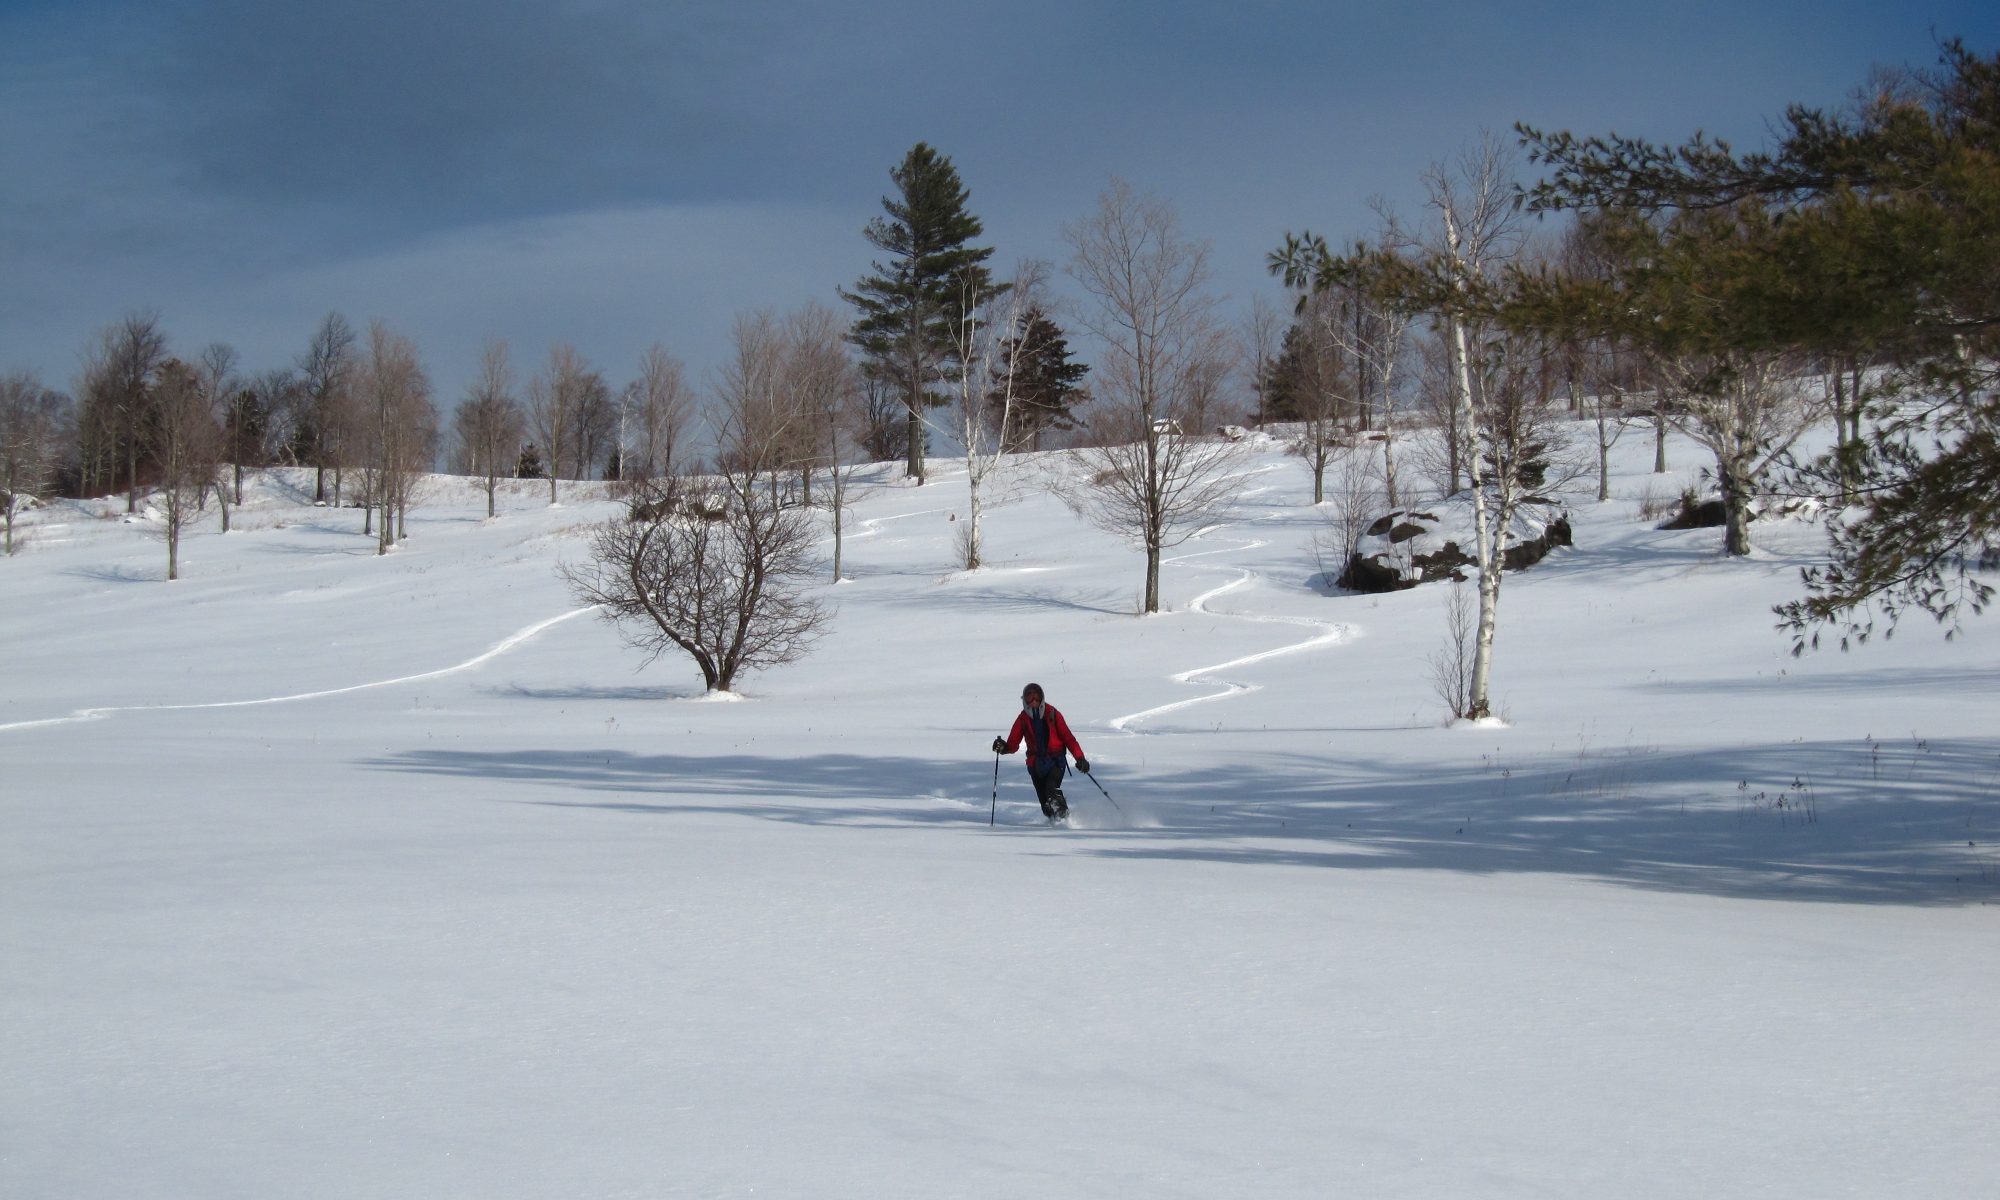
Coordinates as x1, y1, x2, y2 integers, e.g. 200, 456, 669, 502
2, 1, 1994, 411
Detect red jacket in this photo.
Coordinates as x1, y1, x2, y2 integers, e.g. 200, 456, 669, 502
1004, 704, 1085, 766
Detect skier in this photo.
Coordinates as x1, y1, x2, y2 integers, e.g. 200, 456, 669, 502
991, 682, 1090, 823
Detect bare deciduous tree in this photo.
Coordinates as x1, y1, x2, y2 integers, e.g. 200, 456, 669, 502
1309, 444, 1380, 589
620, 344, 694, 488
75, 313, 168, 509
568, 371, 617, 482
193, 343, 243, 531
295, 313, 356, 505
778, 303, 852, 506
776, 303, 865, 579
147, 359, 221, 580
354, 321, 435, 554
527, 343, 595, 505
0, 371, 71, 555
713, 311, 796, 485
245, 368, 299, 493
1062, 180, 1246, 613
1572, 339, 1644, 503
562, 472, 829, 694
857, 372, 902, 464
454, 340, 523, 518
1338, 220, 1417, 507
1242, 293, 1284, 428
1284, 288, 1356, 504
1656, 350, 1815, 555
1427, 580, 1477, 721
563, 315, 835, 693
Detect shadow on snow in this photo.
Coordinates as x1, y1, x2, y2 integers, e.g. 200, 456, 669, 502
359, 735, 2000, 907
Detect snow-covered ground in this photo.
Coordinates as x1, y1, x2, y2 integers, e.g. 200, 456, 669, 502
2, 434, 1995, 1199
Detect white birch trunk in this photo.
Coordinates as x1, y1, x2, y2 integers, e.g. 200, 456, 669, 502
1443, 208, 1498, 721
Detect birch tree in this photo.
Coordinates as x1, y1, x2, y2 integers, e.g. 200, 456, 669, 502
1429, 140, 1527, 719
1276, 138, 1528, 718
946, 261, 1046, 570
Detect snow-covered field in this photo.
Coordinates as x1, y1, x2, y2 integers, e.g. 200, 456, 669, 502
3, 433, 1995, 1199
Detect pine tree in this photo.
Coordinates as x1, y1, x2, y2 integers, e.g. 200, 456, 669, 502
1515, 39, 2000, 646
840, 143, 1002, 482
991, 306, 1088, 451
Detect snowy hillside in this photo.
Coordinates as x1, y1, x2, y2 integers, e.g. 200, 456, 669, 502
2, 430, 1995, 1199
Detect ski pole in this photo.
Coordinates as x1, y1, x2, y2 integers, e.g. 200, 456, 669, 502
990, 752, 1001, 826
1081, 767, 1123, 812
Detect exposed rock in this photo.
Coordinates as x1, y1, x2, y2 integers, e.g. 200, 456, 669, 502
1657, 492, 1726, 529
1341, 494, 1572, 592
1656, 490, 1822, 530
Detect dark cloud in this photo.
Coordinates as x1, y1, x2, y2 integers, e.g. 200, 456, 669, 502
2, 0, 1995, 402
140, 1, 801, 221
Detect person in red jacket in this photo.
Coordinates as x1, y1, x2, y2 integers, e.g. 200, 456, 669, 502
992, 682, 1090, 822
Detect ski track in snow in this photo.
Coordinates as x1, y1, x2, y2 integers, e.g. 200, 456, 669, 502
0, 607, 598, 734
851, 508, 946, 541
1107, 468, 1352, 735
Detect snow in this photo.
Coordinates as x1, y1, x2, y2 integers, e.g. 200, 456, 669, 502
1, 444, 1995, 1199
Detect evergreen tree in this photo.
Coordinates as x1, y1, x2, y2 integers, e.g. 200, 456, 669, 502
991, 305, 1088, 450
1514, 39, 2000, 646
1262, 317, 1340, 424
840, 143, 1002, 482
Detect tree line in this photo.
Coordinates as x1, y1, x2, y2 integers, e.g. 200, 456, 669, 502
7, 40, 1992, 698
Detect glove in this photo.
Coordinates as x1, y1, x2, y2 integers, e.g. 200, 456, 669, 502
1076, 758, 1090, 774
991, 736, 1008, 754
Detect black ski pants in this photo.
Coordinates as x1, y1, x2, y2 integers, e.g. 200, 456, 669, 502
1028, 758, 1069, 819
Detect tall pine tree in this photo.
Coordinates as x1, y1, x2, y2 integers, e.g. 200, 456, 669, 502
841, 143, 1002, 482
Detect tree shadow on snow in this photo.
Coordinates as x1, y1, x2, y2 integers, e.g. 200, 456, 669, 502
362, 748, 1000, 829
872, 583, 1132, 618
359, 736, 2000, 907
60, 563, 157, 584
487, 683, 696, 703
1065, 737, 2000, 908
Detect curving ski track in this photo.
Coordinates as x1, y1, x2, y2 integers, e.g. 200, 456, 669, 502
1107, 472, 1352, 735
0, 606, 597, 734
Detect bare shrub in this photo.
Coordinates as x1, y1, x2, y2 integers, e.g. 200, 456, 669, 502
1427, 580, 1476, 721
1311, 448, 1380, 588
1634, 479, 1678, 523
